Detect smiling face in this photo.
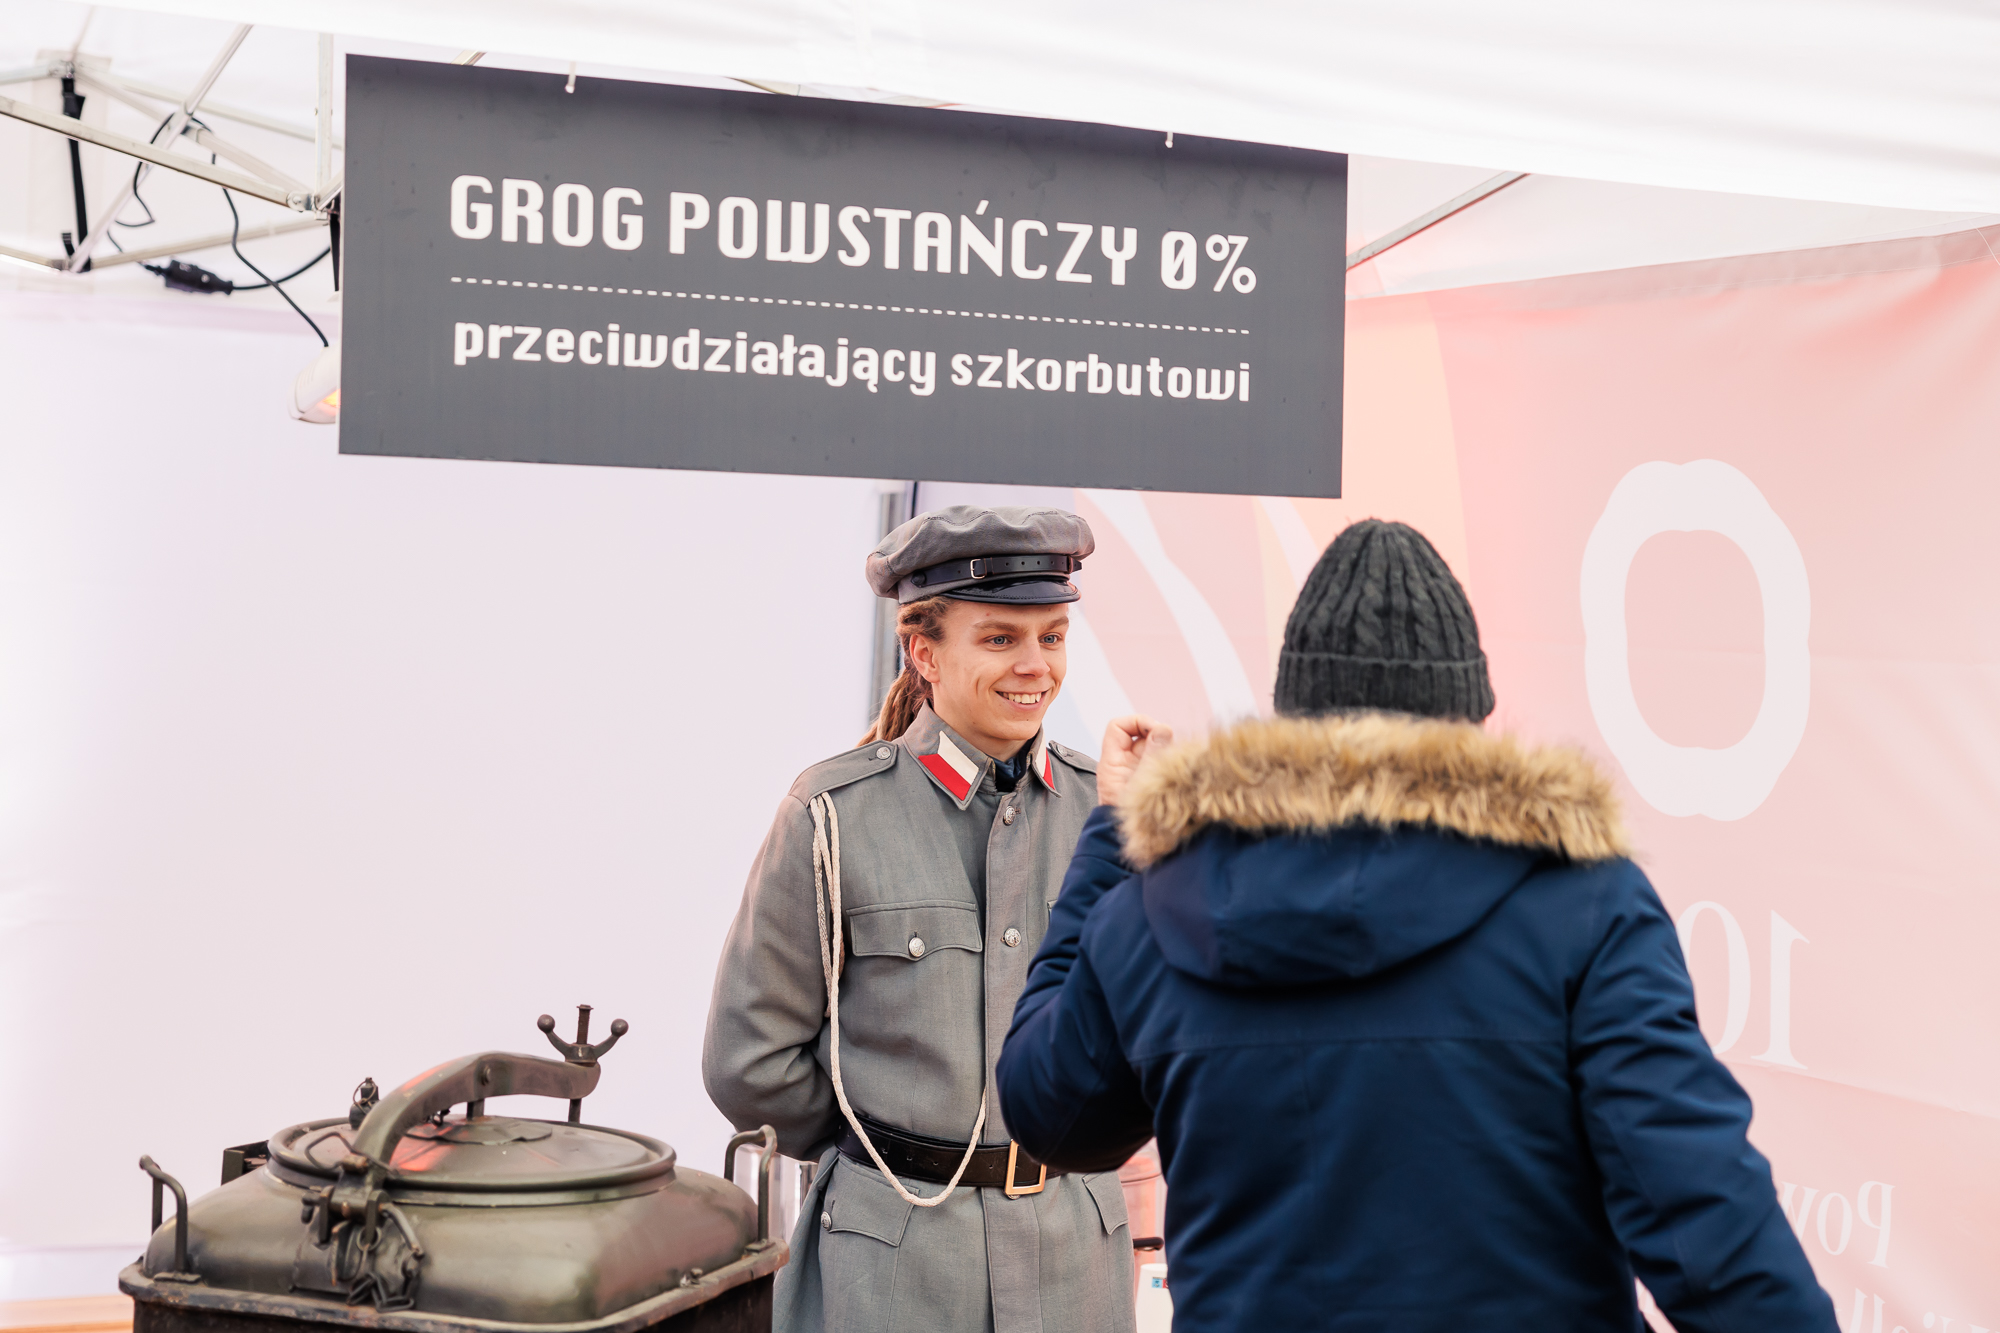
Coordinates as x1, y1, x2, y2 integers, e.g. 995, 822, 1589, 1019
907, 599, 1070, 761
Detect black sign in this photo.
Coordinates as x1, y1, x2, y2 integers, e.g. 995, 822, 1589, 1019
342, 57, 1346, 496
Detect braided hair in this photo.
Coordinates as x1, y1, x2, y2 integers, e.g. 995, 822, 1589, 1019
860, 596, 954, 745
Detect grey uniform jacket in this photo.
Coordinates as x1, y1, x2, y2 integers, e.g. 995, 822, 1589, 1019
703, 705, 1136, 1333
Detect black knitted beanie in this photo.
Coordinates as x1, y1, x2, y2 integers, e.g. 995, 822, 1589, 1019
1274, 519, 1494, 722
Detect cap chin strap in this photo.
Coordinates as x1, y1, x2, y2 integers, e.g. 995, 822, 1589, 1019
810, 791, 988, 1206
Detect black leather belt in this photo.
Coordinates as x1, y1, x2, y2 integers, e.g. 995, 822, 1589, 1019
838, 1116, 1060, 1195
910, 553, 1079, 589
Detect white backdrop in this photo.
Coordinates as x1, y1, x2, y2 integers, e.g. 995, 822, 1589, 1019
0, 289, 889, 1298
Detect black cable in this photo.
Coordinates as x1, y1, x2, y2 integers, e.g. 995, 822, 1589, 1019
230, 246, 330, 291
222, 187, 326, 346
120, 109, 212, 234
118, 162, 157, 229
112, 111, 184, 233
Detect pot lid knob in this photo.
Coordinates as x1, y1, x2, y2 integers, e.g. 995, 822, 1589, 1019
537, 1005, 629, 1065
537, 1005, 629, 1125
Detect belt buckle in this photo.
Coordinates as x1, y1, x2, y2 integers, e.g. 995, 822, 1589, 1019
1004, 1141, 1047, 1197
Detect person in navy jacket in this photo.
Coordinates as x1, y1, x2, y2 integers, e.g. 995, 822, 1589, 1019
996, 519, 1836, 1333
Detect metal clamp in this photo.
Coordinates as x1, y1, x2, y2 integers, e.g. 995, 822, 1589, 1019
348, 1077, 380, 1129
138, 1156, 200, 1283
722, 1124, 777, 1242
300, 1184, 425, 1258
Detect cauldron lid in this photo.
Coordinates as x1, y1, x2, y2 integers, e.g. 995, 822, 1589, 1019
271, 1115, 676, 1193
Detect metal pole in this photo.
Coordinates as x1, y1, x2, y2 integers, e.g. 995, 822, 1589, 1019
0, 240, 61, 269
0, 93, 291, 207
103, 75, 330, 145
0, 62, 62, 87
864, 484, 919, 731
63, 23, 254, 271
68, 7, 97, 61
84, 215, 325, 268
69, 70, 301, 191
1345, 171, 1529, 272
316, 35, 334, 194
69, 70, 306, 193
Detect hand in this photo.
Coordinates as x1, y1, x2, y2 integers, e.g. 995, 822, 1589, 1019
1095, 715, 1175, 808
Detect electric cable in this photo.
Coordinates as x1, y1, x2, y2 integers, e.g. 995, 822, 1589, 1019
119, 110, 216, 236
222, 187, 326, 346
143, 246, 327, 293
116, 110, 181, 235
118, 163, 158, 230
229, 246, 330, 291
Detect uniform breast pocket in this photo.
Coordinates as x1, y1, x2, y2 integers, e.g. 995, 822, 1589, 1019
847, 900, 982, 962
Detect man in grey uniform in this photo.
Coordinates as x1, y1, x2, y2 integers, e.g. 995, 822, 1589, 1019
704, 506, 1139, 1333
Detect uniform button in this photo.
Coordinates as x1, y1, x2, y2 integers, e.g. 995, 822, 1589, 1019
821, 1211, 832, 1231
1002, 806, 1017, 825
908, 936, 926, 958
1003, 928, 1021, 948
875, 746, 892, 759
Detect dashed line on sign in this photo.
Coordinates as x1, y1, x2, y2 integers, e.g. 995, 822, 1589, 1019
447, 275, 1252, 336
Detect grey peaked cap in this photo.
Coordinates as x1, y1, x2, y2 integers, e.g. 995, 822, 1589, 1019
867, 505, 1095, 604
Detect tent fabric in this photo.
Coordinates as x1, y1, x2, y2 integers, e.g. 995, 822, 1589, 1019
106, 0, 2000, 214
936, 220, 2000, 1318
4, 6, 1990, 302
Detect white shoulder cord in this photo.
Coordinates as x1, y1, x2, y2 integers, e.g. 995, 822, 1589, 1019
809, 790, 989, 1207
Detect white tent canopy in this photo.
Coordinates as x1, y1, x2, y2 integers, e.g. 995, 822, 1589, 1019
5, 1, 1994, 306
94, 0, 2000, 215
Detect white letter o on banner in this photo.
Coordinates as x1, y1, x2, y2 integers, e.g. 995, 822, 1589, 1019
1580, 460, 1810, 821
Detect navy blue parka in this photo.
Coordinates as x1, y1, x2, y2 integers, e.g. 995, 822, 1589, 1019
996, 712, 1835, 1333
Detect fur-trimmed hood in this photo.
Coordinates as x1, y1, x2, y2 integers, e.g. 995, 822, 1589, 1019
1118, 713, 1631, 989
1119, 712, 1628, 869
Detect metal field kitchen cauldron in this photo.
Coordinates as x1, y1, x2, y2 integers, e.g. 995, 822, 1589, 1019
121, 1009, 786, 1333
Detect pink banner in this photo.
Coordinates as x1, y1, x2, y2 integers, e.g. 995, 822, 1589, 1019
1055, 226, 2000, 1326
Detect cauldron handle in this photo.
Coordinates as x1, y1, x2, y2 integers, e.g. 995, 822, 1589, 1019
722, 1125, 777, 1242
137, 1156, 199, 1283
346, 1052, 600, 1171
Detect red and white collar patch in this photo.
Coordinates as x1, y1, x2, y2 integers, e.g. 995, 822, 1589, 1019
1034, 740, 1059, 795
918, 731, 981, 804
